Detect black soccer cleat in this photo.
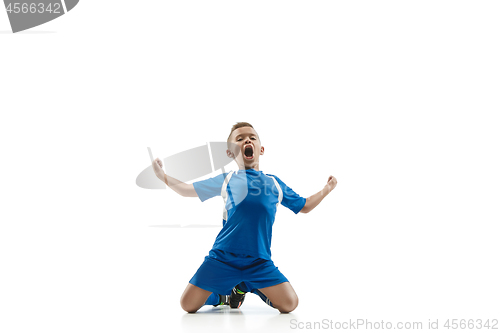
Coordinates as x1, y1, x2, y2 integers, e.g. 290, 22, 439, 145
213, 294, 230, 307
230, 286, 247, 308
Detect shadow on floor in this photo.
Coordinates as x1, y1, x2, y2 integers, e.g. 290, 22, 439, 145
181, 305, 297, 332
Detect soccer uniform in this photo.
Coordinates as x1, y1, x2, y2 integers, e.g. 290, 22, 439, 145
189, 168, 306, 296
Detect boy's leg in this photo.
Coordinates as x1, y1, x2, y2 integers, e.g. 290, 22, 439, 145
184, 250, 241, 312
180, 283, 213, 313
253, 288, 274, 308
257, 282, 299, 313
241, 259, 297, 312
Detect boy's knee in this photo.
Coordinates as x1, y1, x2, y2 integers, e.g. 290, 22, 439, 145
180, 296, 200, 313
278, 295, 299, 313
181, 303, 198, 313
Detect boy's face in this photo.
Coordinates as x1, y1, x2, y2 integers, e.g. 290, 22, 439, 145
227, 127, 264, 170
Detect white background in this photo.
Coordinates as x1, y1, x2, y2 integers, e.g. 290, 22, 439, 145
1, 1, 499, 332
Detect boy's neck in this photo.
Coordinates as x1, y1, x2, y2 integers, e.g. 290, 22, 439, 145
239, 164, 259, 171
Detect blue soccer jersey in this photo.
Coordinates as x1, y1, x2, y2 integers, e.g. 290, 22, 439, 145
193, 168, 306, 260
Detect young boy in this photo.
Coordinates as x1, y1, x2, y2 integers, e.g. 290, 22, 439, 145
152, 122, 337, 313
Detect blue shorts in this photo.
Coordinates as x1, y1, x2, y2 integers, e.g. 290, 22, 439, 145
189, 249, 289, 295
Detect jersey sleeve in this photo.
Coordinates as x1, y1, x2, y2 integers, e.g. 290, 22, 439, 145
192, 172, 228, 202
269, 174, 307, 214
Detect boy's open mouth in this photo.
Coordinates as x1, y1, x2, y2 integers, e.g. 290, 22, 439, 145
244, 145, 254, 160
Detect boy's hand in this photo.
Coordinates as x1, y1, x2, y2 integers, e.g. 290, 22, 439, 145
324, 175, 337, 194
152, 158, 166, 183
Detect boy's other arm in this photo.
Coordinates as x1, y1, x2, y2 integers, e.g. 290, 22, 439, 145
152, 158, 198, 197
300, 175, 337, 213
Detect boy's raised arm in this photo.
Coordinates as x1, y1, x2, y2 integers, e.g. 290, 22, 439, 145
152, 158, 198, 197
300, 175, 337, 213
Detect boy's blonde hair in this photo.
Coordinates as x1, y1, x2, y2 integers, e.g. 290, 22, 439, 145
227, 122, 255, 140
227, 122, 260, 149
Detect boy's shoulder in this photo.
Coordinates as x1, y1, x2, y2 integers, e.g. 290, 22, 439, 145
262, 171, 282, 180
